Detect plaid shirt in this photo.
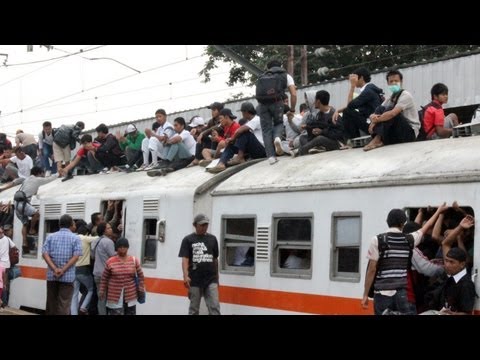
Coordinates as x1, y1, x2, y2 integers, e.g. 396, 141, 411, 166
42, 228, 82, 283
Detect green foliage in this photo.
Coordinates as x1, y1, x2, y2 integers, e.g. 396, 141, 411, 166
201, 45, 479, 86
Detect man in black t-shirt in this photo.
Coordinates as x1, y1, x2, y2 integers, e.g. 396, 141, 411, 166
178, 214, 220, 315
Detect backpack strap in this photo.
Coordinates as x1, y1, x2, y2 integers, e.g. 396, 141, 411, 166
405, 233, 415, 269
390, 89, 405, 107
377, 233, 389, 259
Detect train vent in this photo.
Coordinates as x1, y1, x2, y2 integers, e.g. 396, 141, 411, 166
66, 202, 85, 218
256, 226, 270, 261
44, 203, 62, 217
143, 199, 159, 214
31, 204, 40, 211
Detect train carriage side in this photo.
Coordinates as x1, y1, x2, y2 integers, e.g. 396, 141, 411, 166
207, 136, 480, 314
7, 167, 235, 314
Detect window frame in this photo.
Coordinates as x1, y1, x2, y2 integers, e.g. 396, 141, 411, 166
330, 211, 362, 282
141, 217, 158, 269
271, 213, 313, 279
220, 215, 256, 275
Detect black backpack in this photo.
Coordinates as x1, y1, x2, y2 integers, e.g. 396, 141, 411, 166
255, 67, 287, 105
417, 101, 442, 141
366, 232, 414, 298
13, 190, 28, 203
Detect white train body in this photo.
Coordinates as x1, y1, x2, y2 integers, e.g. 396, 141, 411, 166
3, 136, 480, 314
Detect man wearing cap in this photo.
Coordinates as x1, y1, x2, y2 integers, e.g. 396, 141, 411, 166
189, 102, 224, 167
117, 124, 146, 169
188, 116, 206, 141
178, 213, 220, 315
361, 203, 448, 315
208, 104, 265, 173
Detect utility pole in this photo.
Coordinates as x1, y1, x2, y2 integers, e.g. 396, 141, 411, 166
300, 45, 308, 85
287, 45, 294, 77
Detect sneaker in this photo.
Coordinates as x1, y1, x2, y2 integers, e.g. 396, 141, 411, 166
137, 164, 148, 171
274, 137, 284, 156
144, 162, 158, 171
147, 169, 164, 177
268, 156, 278, 165
289, 149, 299, 158
45, 170, 51, 177
199, 159, 213, 167
207, 166, 225, 174
308, 146, 327, 154
61, 173, 74, 182
227, 157, 245, 166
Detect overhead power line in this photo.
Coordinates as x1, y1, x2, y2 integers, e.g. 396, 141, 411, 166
0, 54, 204, 119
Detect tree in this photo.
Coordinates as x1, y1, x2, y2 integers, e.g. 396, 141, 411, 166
201, 45, 479, 86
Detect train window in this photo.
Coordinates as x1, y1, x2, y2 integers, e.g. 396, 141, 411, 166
21, 205, 40, 259
221, 217, 255, 275
142, 219, 157, 268
331, 213, 361, 282
100, 200, 125, 240
272, 216, 312, 279
406, 205, 474, 269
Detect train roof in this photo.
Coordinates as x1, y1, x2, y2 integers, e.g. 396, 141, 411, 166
211, 136, 480, 196
34, 166, 224, 201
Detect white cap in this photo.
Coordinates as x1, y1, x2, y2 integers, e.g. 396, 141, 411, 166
125, 124, 137, 134
189, 116, 205, 128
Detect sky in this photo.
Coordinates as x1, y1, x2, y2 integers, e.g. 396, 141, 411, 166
0, 45, 255, 140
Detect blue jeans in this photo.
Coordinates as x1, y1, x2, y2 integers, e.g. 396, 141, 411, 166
373, 288, 415, 315
257, 101, 285, 158
71, 268, 94, 315
41, 143, 57, 174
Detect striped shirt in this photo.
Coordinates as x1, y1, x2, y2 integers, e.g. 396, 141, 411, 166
42, 228, 82, 283
99, 255, 145, 304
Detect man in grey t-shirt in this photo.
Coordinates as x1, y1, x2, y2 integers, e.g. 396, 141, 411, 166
364, 69, 420, 151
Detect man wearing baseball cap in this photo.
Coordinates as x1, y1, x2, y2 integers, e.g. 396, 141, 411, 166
178, 213, 220, 315
118, 123, 145, 169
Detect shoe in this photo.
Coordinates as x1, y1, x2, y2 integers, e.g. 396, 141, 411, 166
61, 173, 74, 182
207, 166, 225, 174
45, 170, 51, 177
136, 164, 148, 171
147, 169, 168, 177
227, 157, 245, 166
289, 149, 299, 158
274, 137, 284, 156
144, 162, 158, 171
199, 159, 212, 167
268, 156, 278, 165
308, 146, 326, 154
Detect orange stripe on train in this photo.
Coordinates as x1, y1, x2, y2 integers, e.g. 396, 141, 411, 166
20, 265, 374, 314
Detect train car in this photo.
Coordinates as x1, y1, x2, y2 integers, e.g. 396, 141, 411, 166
4, 135, 480, 314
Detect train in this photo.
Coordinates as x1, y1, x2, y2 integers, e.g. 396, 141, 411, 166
2, 133, 480, 314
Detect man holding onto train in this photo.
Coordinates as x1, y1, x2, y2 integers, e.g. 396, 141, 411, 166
361, 203, 448, 315
178, 214, 220, 315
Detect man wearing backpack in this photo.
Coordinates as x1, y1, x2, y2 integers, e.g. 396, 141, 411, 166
361, 204, 448, 315
363, 70, 420, 151
38, 121, 57, 176
256, 60, 297, 165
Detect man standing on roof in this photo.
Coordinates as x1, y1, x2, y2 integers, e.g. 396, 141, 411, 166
256, 60, 297, 165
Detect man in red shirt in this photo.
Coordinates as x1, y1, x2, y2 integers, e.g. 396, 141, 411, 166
423, 83, 459, 139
